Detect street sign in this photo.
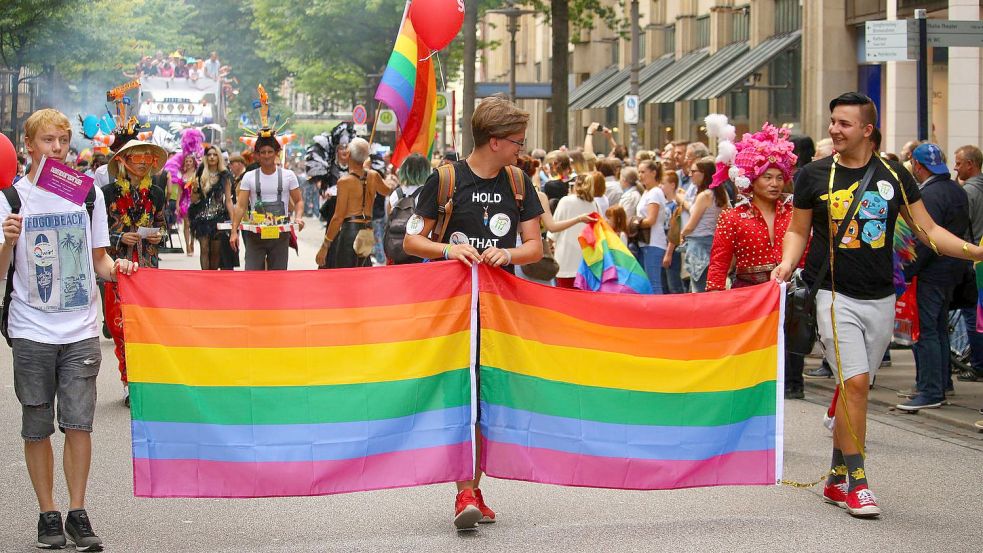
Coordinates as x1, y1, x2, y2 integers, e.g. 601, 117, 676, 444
376, 109, 397, 132
624, 95, 639, 125
864, 20, 916, 62
435, 92, 450, 117
354, 123, 368, 135
926, 20, 983, 48
352, 104, 367, 125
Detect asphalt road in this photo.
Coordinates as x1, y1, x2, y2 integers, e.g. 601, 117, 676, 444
1, 218, 981, 552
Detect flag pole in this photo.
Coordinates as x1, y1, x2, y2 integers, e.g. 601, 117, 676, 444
368, 104, 382, 146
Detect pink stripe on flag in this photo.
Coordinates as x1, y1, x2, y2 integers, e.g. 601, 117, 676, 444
133, 442, 473, 498
480, 439, 776, 490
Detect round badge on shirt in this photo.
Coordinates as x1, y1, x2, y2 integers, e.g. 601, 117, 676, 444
488, 213, 512, 237
405, 214, 424, 236
876, 180, 894, 201
449, 231, 469, 245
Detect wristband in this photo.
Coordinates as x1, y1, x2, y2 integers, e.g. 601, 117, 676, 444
443, 245, 451, 260
503, 248, 512, 265
963, 242, 971, 256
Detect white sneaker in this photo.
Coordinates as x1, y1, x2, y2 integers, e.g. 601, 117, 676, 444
123, 384, 130, 408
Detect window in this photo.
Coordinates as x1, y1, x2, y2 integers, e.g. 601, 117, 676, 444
611, 41, 620, 66
768, 47, 801, 124
729, 89, 749, 121
696, 16, 710, 49
691, 100, 709, 143
733, 5, 750, 42
774, 0, 801, 34
664, 24, 676, 55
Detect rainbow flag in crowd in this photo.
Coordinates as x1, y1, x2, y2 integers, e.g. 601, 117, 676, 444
119, 263, 474, 498
575, 214, 652, 294
374, 1, 437, 167
478, 265, 783, 490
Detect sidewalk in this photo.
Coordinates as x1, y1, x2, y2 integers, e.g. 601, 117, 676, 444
803, 347, 983, 433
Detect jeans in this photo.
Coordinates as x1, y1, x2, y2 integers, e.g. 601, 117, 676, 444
639, 246, 664, 294
661, 249, 684, 294
786, 351, 804, 391
911, 282, 952, 401
371, 217, 387, 266
960, 307, 983, 372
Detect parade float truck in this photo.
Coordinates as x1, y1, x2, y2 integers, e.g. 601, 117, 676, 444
137, 76, 225, 144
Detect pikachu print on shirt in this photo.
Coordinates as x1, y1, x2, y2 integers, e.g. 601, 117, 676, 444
821, 179, 890, 250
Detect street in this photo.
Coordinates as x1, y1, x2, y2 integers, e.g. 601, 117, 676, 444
1, 218, 982, 552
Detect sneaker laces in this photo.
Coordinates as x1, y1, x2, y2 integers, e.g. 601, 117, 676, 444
70, 512, 96, 538
41, 513, 62, 535
855, 488, 877, 506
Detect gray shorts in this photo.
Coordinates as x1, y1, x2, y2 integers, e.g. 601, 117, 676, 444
11, 337, 101, 440
816, 290, 895, 382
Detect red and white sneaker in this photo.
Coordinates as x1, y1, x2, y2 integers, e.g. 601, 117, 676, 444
473, 488, 496, 523
822, 481, 849, 508
845, 485, 882, 518
454, 489, 483, 530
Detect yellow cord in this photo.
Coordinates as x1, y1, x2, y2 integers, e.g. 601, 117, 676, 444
781, 470, 833, 488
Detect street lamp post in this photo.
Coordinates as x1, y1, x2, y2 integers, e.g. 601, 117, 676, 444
488, 2, 536, 102
629, 0, 640, 160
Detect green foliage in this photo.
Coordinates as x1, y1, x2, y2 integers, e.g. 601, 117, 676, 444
524, 0, 628, 38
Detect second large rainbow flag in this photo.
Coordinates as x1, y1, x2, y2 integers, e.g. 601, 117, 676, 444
120, 263, 475, 498
478, 265, 783, 489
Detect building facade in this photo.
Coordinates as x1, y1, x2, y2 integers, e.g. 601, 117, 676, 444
476, 0, 983, 163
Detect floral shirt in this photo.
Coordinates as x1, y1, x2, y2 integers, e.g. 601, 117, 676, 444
102, 177, 167, 268
706, 194, 802, 291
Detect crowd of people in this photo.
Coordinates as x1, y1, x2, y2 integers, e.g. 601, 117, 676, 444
5, 89, 983, 549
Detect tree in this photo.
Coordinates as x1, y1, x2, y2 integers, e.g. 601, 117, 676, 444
0, 0, 71, 145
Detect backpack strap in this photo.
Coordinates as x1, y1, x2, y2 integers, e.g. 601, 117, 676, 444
395, 187, 406, 201
432, 164, 456, 243
84, 185, 96, 220
504, 165, 525, 214
1, 187, 22, 347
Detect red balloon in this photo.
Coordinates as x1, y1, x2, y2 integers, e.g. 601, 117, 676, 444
409, 0, 465, 52
0, 132, 16, 190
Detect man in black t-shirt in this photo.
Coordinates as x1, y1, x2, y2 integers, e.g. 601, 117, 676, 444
775, 93, 983, 520
404, 94, 543, 531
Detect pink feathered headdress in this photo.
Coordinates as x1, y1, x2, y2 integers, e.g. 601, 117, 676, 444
709, 119, 797, 195
162, 128, 205, 218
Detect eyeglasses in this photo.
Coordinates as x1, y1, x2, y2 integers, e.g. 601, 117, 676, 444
126, 153, 158, 165
501, 137, 525, 149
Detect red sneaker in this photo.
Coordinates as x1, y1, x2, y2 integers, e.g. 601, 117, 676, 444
845, 485, 882, 518
822, 481, 848, 508
473, 488, 496, 523
454, 489, 483, 530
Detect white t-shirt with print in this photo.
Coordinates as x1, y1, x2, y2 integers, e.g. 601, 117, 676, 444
636, 186, 668, 249
0, 178, 110, 344
240, 167, 300, 215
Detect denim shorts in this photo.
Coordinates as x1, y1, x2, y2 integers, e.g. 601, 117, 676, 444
11, 337, 101, 440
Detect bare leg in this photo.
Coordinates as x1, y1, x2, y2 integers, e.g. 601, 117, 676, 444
183, 217, 194, 256
64, 429, 92, 510
456, 425, 483, 491
833, 373, 869, 455
25, 438, 57, 512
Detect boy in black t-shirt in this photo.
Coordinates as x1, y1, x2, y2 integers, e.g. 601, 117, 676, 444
775, 93, 983, 520
404, 94, 543, 531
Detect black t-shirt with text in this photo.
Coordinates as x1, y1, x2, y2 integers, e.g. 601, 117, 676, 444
414, 160, 544, 253
793, 155, 921, 300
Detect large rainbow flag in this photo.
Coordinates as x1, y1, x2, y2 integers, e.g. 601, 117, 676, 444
119, 263, 475, 498
574, 214, 652, 294
374, 1, 437, 167
478, 265, 783, 489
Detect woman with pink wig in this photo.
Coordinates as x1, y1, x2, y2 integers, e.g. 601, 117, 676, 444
162, 128, 204, 255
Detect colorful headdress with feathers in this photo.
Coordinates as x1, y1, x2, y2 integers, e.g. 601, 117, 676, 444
239, 84, 294, 150
708, 114, 796, 195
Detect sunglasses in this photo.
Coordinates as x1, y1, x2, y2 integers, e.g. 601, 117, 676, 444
126, 153, 158, 165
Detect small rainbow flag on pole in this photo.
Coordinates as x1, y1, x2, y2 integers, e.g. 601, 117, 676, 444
120, 263, 475, 498
375, 1, 438, 167
574, 214, 652, 294
478, 265, 783, 490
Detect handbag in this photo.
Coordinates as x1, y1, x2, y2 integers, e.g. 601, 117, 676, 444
523, 236, 560, 281
893, 277, 920, 345
785, 160, 878, 356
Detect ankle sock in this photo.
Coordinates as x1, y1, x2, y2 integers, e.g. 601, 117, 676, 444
844, 453, 867, 491
828, 448, 847, 486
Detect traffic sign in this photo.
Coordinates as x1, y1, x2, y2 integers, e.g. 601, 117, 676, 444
864, 20, 916, 62
435, 92, 450, 117
354, 124, 368, 135
352, 104, 367, 125
926, 20, 983, 48
624, 95, 639, 125
376, 109, 397, 132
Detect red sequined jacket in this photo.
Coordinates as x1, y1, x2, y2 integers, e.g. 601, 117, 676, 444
706, 195, 802, 291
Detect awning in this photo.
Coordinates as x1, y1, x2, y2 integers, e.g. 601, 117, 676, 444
639, 48, 710, 104
647, 41, 749, 105
683, 31, 802, 101
592, 54, 675, 109
568, 66, 620, 110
